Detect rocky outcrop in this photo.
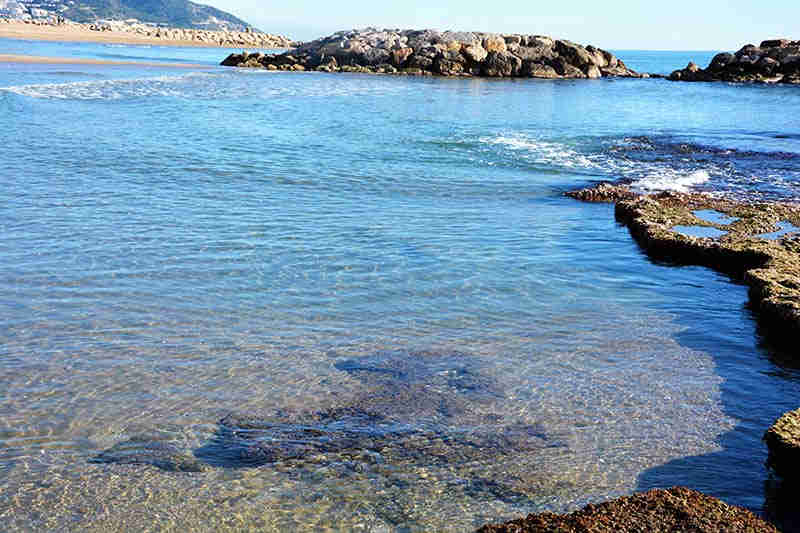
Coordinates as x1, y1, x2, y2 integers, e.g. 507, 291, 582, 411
669, 39, 800, 84
476, 487, 779, 532
566, 182, 638, 203
765, 409, 800, 478
221, 28, 643, 79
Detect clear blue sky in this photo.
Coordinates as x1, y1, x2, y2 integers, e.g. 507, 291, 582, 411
202, 0, 799, 51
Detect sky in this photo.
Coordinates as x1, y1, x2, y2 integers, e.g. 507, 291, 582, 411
201, 0, 799, 51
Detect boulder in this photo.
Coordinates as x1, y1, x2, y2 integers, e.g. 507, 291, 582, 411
555, 39, 596, 70
482, 51, 522, 77
463, 43, 488, 63
483, 34, 508, 53
670, 38, 800, 84
522, 61, 560, 79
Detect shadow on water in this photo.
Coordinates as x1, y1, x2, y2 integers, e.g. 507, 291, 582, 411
631, 251, 800, 531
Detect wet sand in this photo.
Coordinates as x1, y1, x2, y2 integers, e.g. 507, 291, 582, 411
0, 53, 207, 68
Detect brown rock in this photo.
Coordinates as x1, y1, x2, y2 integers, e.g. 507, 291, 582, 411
463, 43, 489, 63
523, 61, 560, 79
565, 183, 637, 202
483, 34, 508, 53
765, 408, 800, 478
391, 46, 413, 67
476, 487, 779, 533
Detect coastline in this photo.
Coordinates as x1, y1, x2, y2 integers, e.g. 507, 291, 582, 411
0, 19, 291, 48
1, 31, 798, 531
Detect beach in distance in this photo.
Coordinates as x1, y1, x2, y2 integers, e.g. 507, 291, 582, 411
2, 14, 800, 533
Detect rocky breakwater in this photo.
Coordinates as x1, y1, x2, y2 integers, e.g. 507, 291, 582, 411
117, 26, 295, 48
221, 28, 643, 79
669, 38, 800, 84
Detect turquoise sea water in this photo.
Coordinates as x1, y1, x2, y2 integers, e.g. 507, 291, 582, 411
1, 39, 799, 531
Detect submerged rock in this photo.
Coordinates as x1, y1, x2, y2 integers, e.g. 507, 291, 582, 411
476, 487, 779, 532
197, 352, 558, 470
91, 434, 209, 472
221, 28, 642, 79
669, 38, 800, 84
96, 350, 561, 475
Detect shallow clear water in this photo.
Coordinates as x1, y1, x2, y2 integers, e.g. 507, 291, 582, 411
1, 42, 800, 531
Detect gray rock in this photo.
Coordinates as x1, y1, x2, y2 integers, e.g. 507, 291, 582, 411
92, 434, 208, 472
482, 51, 523, 77
670, 38, 800, 84
221, 28, 638, 79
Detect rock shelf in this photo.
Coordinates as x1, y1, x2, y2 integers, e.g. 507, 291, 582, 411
765, 409, 800, 478
669, 38, 800, 84
221, 28, 644, 79
561, 182, 800, 531
568, 184, 800, 335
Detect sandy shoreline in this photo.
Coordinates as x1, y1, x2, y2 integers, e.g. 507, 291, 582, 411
0, 53, 208, 68
0, 20, 288, 48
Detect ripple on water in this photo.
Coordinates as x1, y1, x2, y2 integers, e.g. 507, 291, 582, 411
0, 307, 734, 531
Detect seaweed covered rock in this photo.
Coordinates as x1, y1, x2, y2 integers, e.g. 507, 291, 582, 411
221, 28, 643, 79
669, 38, 800, 84
565, 182, 637, 203
476, 487, 779, 532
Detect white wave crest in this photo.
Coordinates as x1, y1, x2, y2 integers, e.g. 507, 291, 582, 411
480, 134, 718, 193
480, 135, 600, 169
632, 170, 712, 193
0, 72, 219, 100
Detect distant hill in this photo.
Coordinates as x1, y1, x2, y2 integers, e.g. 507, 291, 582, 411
1, 0, 255, 31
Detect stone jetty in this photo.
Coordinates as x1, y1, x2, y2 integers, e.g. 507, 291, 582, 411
669, 38, 800, 84
221, 28, 643, 79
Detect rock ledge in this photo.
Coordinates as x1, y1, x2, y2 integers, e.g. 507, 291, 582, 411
567, 184, 800, 336
765, 408, 800, 478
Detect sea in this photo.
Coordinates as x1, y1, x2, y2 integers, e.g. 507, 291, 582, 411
1, 38, 799, 532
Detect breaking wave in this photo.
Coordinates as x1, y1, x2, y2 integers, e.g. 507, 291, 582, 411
479, 133, 800, 199
0, 72, 220, 100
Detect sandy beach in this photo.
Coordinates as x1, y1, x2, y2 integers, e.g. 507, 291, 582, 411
0, 19, 292, 48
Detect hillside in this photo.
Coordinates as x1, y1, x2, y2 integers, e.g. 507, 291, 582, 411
0, 0, 254, 31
